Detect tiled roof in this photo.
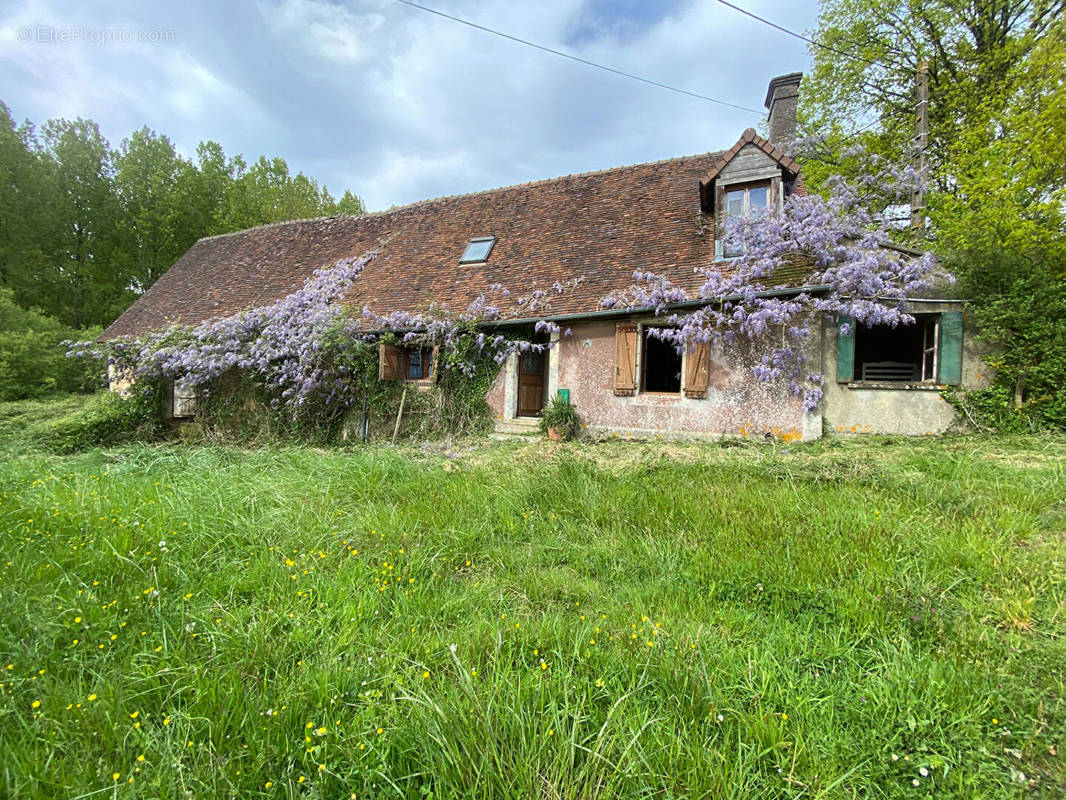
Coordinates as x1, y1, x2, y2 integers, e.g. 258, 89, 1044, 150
100, 149, 799, 340
699, 127, 799, 191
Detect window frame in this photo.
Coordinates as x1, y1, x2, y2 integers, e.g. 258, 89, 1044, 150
403, 345, 435, 383
849, 314, 941, 386
459, 236, 496, 264
638, 324, 683, 396
717, 180, 773, 259
170, 380, 197, 419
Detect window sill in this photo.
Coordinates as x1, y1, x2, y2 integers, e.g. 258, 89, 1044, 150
843, 381, 944, 391
637, 391, 683, 399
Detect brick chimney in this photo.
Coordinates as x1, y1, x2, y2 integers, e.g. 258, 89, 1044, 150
764, 73, 802, 146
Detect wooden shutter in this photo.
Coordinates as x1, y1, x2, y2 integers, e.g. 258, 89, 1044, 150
614, 322, 638, 396
683, 341, 710, 398
836, 315, 855, 382
937, 311, 963, 385
378, 343, 400, 381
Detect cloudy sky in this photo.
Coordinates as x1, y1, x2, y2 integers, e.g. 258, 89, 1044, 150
0, 0, 819, 211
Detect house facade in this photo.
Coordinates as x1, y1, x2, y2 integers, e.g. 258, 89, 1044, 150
101, 74, 986, 439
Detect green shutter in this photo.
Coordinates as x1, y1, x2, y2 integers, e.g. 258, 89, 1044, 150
836, 315, 855, 382
937, 311, 963, 385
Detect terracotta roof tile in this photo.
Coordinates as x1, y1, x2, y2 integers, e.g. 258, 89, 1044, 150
101, 149, 811, 341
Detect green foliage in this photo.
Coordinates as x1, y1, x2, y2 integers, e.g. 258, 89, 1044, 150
26, 390, 162, 454
538, 395, 581, 438
800, 1, 1066, 429
0, 437, 1064, 796
0, 289, 102, 400
0, 102, 365, 330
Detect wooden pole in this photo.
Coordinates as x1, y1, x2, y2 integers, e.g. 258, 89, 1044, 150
910, 60, 929, 231
392, 387, 408, 442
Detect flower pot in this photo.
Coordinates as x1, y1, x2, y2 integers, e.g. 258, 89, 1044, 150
546, 426, 566, 441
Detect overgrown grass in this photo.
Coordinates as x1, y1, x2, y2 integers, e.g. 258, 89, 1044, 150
0, 430, 1064, 798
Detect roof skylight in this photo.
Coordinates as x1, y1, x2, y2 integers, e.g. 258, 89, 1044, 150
460, 236, 495, 263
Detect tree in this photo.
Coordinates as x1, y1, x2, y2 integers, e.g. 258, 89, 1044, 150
800, 0, 1066, 428
0, 103, 63, 312
115, 127, 205, 292
40, 118, 132, 328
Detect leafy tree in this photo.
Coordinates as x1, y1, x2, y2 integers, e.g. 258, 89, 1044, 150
0, 103, 63, 312
801, 0, 1066, 428
40, 118, 132, 328
115, 127, 205, 292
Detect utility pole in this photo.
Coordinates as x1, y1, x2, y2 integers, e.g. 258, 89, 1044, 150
910, 60, 929, 231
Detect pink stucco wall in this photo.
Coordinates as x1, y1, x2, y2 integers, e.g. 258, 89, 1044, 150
556, 320, 807, 439
486, 368, 506, 420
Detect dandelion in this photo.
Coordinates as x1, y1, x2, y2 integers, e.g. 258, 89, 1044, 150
298, 776, 306, 784
163, 716, 170, 725
423, 671, 430, 678
318, 764, 326, 773
316, 727, 327, 736
992, 718, 999, 724
136, 754, 145, 763
376, 727, 384, 735
88, 694, 97, 702
781, 713, 788, 721
129, 711, 138, 719
265, 781, 273, 789
113, 773, 120, 781
74, 617, 81, 623
548, 729, 554, 736
31, 700, 40, 709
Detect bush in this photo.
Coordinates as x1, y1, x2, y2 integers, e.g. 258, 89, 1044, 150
32, 390, 162, 453
0, 289, 103, 400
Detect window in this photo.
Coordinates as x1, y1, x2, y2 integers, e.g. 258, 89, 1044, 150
721, 182, 770, 258
641, 327, 682, 393
379, 343, 436, 383
171, 381, 197, 418
460, 236, 496, 263
406, 346, 434, 380
854, 314, 937, 382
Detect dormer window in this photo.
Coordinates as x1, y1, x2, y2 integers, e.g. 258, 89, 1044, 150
721, 182, 770, 258
460, 236, 495, 263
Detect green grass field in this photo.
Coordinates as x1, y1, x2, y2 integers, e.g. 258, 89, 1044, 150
1, 419, 1064, 797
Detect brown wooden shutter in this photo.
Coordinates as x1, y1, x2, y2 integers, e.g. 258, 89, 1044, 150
378, 343, 400, 381
683, 341, 709, 399
614, 322, 638, 396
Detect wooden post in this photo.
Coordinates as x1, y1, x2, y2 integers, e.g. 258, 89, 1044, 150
910, 60, 929, 231
392, 387, 408, 442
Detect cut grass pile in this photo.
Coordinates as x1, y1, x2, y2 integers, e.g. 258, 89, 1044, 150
0, 433, 1064, 798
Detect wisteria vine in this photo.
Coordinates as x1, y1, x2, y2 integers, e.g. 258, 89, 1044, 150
72, 144, 948, 423
602, 143, 952, 410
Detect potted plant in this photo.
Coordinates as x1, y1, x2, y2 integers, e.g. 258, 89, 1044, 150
539, 395, 581, 441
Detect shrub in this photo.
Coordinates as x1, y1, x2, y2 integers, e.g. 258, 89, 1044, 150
0, 289, 102, 400
33, 390, 162, 453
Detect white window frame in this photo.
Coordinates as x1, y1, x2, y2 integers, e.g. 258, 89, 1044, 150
717, 181, 772, 259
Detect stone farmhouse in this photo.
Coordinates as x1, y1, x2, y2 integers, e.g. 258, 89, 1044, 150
102, 74, 984, 439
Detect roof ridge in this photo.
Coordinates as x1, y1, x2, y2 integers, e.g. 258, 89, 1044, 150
193, 149, 727, 244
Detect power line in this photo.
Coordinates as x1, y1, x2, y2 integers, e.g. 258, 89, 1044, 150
394, 0, 765, 114
715, 0, 886, 70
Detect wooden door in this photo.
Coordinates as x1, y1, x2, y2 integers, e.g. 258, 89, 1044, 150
517, 350, 545, 416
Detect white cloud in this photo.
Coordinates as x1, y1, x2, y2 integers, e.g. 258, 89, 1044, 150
0, 0, 819, 210
260, 0, 386, 64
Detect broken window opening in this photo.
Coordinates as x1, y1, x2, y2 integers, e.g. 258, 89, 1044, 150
854, 315, 938, 382
641, 327, 682, 394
